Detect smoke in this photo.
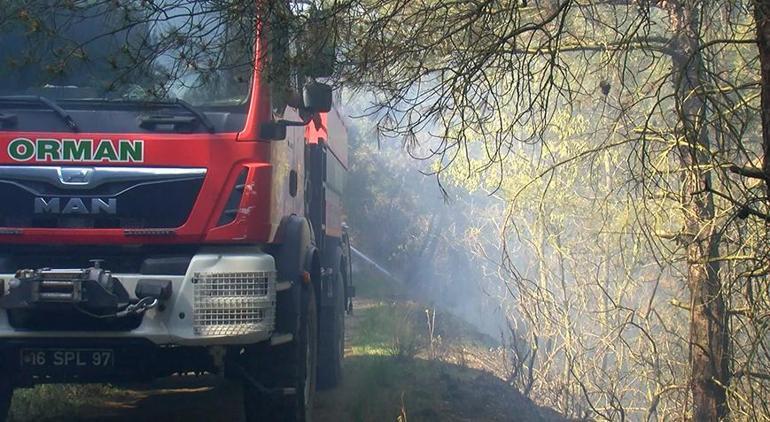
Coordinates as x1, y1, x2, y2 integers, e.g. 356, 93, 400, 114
340, 90, 691, 419
350, 246, 401, 284
342, 97, 512, 338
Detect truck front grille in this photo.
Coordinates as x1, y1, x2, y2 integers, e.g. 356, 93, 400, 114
0, 166, 206, 229
192, 272, 275, 337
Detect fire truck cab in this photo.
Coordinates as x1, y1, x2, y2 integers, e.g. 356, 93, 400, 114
0, 2, 351, 421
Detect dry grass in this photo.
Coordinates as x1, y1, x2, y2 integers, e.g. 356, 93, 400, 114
9, 384, 121, 421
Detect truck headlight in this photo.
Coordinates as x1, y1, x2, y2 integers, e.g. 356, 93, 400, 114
192, 271, 276, 337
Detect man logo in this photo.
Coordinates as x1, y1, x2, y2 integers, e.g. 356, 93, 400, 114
34, 198, 117, 215
59, 168, 94, 185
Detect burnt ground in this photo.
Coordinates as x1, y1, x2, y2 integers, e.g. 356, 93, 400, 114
8, 298, 564, 422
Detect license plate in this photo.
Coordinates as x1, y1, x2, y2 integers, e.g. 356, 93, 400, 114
20, 348, 114, 369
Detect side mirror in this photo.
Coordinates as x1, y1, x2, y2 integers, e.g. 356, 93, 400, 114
259, 115, 312, 141
303, 82, 332, 113
260, 121, 287, 141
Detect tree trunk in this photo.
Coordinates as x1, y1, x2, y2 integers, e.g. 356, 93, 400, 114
668, 1, 730, 420
755, 1, 770, 193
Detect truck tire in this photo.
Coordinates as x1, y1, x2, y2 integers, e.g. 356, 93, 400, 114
317, 257, 345, 389
243, 284, 318, 422
0, 379, 12, 422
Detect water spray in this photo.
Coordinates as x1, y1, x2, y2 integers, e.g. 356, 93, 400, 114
350, 246, 402, 284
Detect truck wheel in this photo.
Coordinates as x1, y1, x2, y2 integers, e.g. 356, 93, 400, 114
317, 259, 345, 389
0, 379, 12, 422
243, 285, 318, 422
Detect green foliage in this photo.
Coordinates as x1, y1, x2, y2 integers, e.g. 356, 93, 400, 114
354, 302, 424, 359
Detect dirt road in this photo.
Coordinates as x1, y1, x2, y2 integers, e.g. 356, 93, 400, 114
8, 299, 563, 422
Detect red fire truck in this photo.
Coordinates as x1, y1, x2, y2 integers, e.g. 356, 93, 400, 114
0, 2, 352, 421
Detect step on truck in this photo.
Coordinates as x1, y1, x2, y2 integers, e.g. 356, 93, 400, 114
0, 1, 352, 421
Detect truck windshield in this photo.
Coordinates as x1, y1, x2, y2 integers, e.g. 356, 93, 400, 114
0, 1, 255, 109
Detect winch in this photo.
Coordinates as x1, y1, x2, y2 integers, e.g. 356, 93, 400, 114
0, 261, 130, 316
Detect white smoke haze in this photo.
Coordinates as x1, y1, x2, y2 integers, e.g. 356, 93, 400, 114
339, 55, 763, 418
341, 92, 510, 335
